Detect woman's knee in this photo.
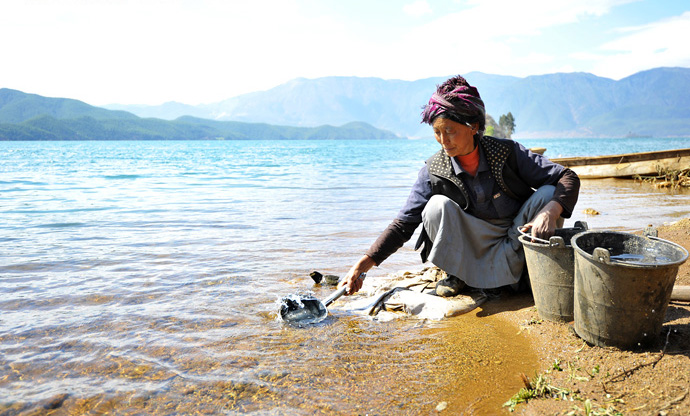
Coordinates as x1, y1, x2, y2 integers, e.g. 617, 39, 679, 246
422, 195, 458, 228
533, 185, 556, 201
422, 195, 455, 222
526, 185, 557, 209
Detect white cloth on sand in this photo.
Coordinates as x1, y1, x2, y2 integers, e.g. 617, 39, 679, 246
332, 267, 487, 321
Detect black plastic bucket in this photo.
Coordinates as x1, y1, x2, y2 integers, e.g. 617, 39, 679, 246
519, 221, 588, 322
572, 231, 688, 348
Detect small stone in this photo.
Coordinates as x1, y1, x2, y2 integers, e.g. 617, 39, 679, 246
309, 271, 323, 284
436, 401, 448, 412
323, 275, 340, 286
41, 394, 69, 410
643, 225, 658, 237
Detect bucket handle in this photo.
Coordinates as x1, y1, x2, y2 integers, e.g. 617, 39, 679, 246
593, 247, 611, 264
517, 226, 564, 246
549, 236, 566, 248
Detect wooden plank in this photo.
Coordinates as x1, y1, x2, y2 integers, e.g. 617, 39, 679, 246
671, 285, 690, 302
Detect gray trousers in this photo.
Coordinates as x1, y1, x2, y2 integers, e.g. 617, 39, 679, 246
421, 186, 560, 289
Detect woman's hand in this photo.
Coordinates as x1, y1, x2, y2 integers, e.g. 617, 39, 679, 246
522, 201, 563, 240
339, 255, 376, 295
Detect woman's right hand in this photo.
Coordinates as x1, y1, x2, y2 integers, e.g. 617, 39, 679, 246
339, 254, 376, 295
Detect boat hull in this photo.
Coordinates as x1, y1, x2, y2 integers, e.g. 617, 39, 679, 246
551, 148, 690, 179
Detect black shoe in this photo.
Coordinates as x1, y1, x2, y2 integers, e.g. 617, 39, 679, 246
481, 287, 503, 299
435, 275, 466, 297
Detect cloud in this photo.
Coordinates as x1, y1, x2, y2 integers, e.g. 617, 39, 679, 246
0, 0, 355, 104
403, 1, 433, 17
1, 0, 684, 104
590, 11, 690, 78
377, 0, 644, 80
409, 0, 639, 39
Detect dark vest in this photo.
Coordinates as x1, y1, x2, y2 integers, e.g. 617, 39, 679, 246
414, 136, 534, 261
426, 135, 534, 210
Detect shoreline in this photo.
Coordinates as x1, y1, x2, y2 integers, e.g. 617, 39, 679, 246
565, 178, 690, 232
492, 218, 690, 415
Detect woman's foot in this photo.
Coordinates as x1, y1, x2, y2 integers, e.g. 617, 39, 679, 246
434, 275, 466, 297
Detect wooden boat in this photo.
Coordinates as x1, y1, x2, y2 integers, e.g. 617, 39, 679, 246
550, 148, 690, 179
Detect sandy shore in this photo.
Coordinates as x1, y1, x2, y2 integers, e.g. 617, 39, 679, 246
490, 218, 690, 415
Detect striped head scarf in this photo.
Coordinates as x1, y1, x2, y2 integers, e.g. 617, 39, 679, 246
421, 75, 486, 136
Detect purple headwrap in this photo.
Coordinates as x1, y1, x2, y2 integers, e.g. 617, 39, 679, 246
421, 75, 486, 135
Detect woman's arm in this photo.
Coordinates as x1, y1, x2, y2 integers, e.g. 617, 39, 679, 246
551, 168, 580, 218
523, 200, 564, 239
338, 166, 431, 295
514, 142, 580, 238
339, 254, 377, 294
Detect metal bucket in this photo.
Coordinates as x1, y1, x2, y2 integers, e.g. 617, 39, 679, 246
572, 231, 689, 349
519, 221, 588, 322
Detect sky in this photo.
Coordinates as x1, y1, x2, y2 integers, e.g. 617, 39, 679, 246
2, 0, 689, 106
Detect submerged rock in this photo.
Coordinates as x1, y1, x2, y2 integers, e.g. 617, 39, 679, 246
323, 274, 340, 286
309, 270, 339, 286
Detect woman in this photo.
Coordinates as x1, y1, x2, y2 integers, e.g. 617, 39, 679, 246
340, 75, 580, 297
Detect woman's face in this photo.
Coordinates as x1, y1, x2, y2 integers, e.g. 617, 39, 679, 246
432, 117, 478, 158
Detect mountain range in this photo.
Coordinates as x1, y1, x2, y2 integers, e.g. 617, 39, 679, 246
0, 89, 398, 141
2, 67, 689, 140
105, 67, 690, 138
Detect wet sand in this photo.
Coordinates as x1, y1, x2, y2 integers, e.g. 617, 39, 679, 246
0, 301, 540, 415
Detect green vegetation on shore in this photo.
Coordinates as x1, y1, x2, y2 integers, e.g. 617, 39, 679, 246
634, 166, 690, 188
485, 112, 516, 138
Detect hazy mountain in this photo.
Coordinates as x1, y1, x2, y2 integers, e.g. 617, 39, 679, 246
0, 88, 137, 123
104, 101, 208, 120
105, 77, 442, 138
0, 89, 400, 141
105, 67, 690, 138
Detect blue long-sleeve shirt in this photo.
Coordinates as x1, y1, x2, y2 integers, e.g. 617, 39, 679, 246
366, 140, 580, 265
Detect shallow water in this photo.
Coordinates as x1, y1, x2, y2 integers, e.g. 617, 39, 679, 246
570, 177, 690, 230
1, 138, 690, 414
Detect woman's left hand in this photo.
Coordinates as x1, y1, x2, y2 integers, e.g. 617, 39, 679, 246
522, 201, 563, 240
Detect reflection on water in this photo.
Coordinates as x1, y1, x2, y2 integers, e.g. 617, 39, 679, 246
609, 253, 672, 265
1, 140, 689, 414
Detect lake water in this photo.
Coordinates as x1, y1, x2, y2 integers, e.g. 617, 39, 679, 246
1, 138, 690, 414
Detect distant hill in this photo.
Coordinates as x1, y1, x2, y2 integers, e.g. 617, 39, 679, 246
105, 67, 690, 138
0, 89, 400, 141
103, 100, 207, 120
107, 77, 443, 138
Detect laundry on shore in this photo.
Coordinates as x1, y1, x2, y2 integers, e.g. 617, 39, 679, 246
334, 267, 488, 321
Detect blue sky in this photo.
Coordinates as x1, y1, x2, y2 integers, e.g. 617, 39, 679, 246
2, 0, 688, 105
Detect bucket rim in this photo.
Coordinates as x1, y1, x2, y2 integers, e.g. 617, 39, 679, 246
518, 233, 576, 249
516, 222, 588, 248
571, 230, 689, 267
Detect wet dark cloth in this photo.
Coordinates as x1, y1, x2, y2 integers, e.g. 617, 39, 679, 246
365, 138, 580, 265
